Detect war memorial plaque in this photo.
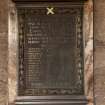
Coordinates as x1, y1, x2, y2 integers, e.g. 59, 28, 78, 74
11, 0, 89, 104
18, 5, 84, 96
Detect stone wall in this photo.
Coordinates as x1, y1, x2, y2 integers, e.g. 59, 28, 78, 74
94, 0, 105, 105
0, 0, 8, 105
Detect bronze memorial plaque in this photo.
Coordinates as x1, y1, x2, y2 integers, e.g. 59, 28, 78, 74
18, 6, 84, 96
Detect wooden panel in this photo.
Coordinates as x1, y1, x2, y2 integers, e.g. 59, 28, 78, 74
15, 95, 88, 105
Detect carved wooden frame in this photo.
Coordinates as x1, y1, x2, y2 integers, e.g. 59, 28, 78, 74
13, 1, 88, 105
